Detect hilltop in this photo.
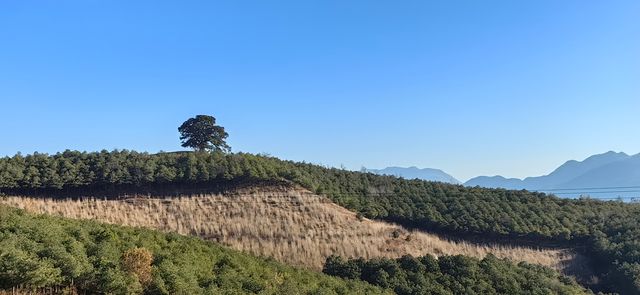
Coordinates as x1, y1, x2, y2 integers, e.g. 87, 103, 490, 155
1, 150, 639, 293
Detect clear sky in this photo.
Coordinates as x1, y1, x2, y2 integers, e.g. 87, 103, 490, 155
1, 1, 639, 181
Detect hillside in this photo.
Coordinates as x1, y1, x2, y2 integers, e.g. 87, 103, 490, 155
323, 254, 589, 295
0, 204, 590, 295
1, 150, 639, 293
0, 205, 386, 294
1, 184, 575, 272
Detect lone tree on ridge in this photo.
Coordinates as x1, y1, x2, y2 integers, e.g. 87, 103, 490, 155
178, 115, 230, 152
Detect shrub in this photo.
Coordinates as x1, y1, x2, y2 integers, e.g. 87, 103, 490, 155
121, 247, 153, 287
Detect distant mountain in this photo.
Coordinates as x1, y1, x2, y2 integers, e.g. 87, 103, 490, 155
560, 153, 640, 188
366, 166, 460, 184
464, 151, 640, 199
463, 175, 525, 190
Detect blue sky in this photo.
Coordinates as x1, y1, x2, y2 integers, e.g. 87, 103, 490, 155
1, 1, 639, 181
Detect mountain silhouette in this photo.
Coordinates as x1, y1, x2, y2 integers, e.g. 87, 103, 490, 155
464, 151, 640, 199
366, 166, 460, 184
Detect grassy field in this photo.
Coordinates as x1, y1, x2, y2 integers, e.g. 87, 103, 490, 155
1, 183, 579, 273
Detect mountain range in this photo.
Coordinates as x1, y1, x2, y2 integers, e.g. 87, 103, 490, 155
369, 151, 640, 199
365, 166, 460, 184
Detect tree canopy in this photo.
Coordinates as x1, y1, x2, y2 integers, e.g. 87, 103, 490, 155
0, 205, 386, 294
178, 115, 230, 152
1, 150, 640, 293
323, 254, 589, 295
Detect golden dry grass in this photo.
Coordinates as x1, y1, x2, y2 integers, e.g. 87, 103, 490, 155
0, 185, 577, 271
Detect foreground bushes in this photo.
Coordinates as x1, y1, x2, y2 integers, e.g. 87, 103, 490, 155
323, 254, 589, 295
0, 205, 386, 294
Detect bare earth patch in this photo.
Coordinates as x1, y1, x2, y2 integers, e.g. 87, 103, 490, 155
1, 185, 578, 272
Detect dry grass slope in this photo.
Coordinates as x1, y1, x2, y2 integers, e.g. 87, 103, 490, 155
1, 185, 577, 271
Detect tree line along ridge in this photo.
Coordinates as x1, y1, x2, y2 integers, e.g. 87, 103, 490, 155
0, 150, 639, 293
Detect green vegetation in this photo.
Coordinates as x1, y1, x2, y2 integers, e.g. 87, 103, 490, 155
178, 115, 230, 152
1, 150, 639, 293
322, 254, 589, 295
0, 205, 386, 294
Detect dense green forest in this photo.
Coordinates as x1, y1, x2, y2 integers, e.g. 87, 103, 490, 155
322, 254, 589, 295
1, 150, 639, 294
0, 205, 387, 294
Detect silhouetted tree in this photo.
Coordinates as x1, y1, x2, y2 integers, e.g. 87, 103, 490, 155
178, 115, 230, 152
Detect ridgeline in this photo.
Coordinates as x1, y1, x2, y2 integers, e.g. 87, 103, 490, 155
1, 150, 638, 294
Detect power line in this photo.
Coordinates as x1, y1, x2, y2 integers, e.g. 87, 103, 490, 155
551, 190, 640, 195
313, 191, 640, 201
538, 185, 640, 192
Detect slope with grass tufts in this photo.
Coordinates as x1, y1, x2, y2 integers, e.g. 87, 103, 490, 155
0, 205, 387, 294
1, 183, 580, 274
